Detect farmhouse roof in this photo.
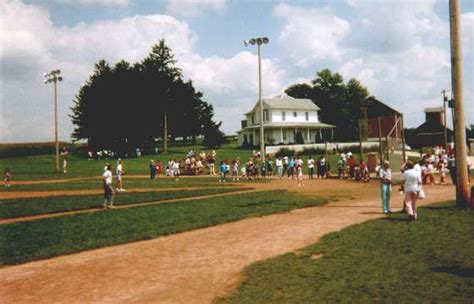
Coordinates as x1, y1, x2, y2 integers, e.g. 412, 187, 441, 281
245, 94, 319, 114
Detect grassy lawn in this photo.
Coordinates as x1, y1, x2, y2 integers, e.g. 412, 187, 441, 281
220, 202, 474, 303
0, 190, 329, 266
0, 142, 255, 180
0, 187, 250, 219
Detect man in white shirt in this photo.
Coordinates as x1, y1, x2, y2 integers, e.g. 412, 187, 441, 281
103, 163, 115, 209
307, 156, 315, 179
116, 159, 125, 192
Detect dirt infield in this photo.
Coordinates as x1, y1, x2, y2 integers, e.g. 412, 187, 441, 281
0, 179, 456, 303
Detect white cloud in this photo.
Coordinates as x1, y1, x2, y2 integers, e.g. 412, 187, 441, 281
54, 0, 130, 7
345, 0, 445, 53
274, 3, 350, 67
0, 0, 284, 141
165, 0, 227, 18
462, 12, 474, 54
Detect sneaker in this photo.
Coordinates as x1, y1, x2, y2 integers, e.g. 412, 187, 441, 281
108, 205, 116, 209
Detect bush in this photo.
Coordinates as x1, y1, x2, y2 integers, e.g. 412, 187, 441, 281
275, 148, 295, 158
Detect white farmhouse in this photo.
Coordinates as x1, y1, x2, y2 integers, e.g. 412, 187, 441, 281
237, 94, 335, 146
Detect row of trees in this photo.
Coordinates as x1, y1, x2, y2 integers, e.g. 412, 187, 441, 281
285, 69, 370, 142
70, 40, 226, 154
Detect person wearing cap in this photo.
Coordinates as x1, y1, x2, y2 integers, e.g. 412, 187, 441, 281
102, 163, 115, 209
379, 160, 392, 214
149, 160, 157, 179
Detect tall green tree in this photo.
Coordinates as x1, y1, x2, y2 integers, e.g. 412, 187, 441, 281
285, 69, 369, 142
70, 40, 226, 153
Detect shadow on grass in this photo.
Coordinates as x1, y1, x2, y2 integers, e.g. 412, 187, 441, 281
430, 265, 474, 278
381, 217, 411, 222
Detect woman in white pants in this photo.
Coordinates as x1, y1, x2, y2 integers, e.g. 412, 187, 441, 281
402, 160, 422, 221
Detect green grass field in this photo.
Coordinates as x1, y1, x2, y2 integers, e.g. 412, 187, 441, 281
0, 176, 257, 192
0, 187, 250, 219
220, 202, 474, 303
0, 190, 329, 266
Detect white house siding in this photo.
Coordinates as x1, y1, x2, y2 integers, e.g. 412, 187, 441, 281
270, 110, 319, 123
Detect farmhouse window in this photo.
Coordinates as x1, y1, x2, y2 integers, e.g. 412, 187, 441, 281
282, 111, 286, 121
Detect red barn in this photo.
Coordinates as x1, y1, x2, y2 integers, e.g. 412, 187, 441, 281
365, 96, 403, 140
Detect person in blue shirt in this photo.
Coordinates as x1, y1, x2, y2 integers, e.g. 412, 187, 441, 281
219, 161, 227, 182
288, 157, 295, 179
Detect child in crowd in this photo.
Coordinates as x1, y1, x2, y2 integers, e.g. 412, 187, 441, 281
219, 160, 227, 182
232, 159, 240, 181
438, 158, 446, 185
149, 160, 157, 179
173, 159, 180, 181
337, 157, 345, 179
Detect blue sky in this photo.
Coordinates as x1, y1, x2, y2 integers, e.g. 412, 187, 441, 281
1, 0, 473, 142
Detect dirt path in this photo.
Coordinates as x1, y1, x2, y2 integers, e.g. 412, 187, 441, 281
0, 180, 455, 303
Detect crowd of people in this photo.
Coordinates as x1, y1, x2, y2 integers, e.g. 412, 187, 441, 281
378, 145, 472, 221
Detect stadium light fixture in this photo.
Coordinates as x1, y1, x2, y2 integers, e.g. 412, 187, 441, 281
244, 36, 269, 164
44, 69, 63, 174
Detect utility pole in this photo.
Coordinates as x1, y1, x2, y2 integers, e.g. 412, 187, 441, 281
377, 117, 383, 164
449, 0, 470, 207
401, 115, 407, 163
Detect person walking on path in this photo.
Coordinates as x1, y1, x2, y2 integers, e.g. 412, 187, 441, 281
402, 160, 422, 221
149, 160, 157, 179
103, 163, 115, 209
307, 156, 315, 179
116, 159, 126, 192
379, 160, 392, 214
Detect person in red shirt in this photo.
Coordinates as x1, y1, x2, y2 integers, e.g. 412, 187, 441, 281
347, 155, 356, 180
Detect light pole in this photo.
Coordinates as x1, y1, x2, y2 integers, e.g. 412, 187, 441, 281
44, 70, 63, 174
244, 36, 269, 164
